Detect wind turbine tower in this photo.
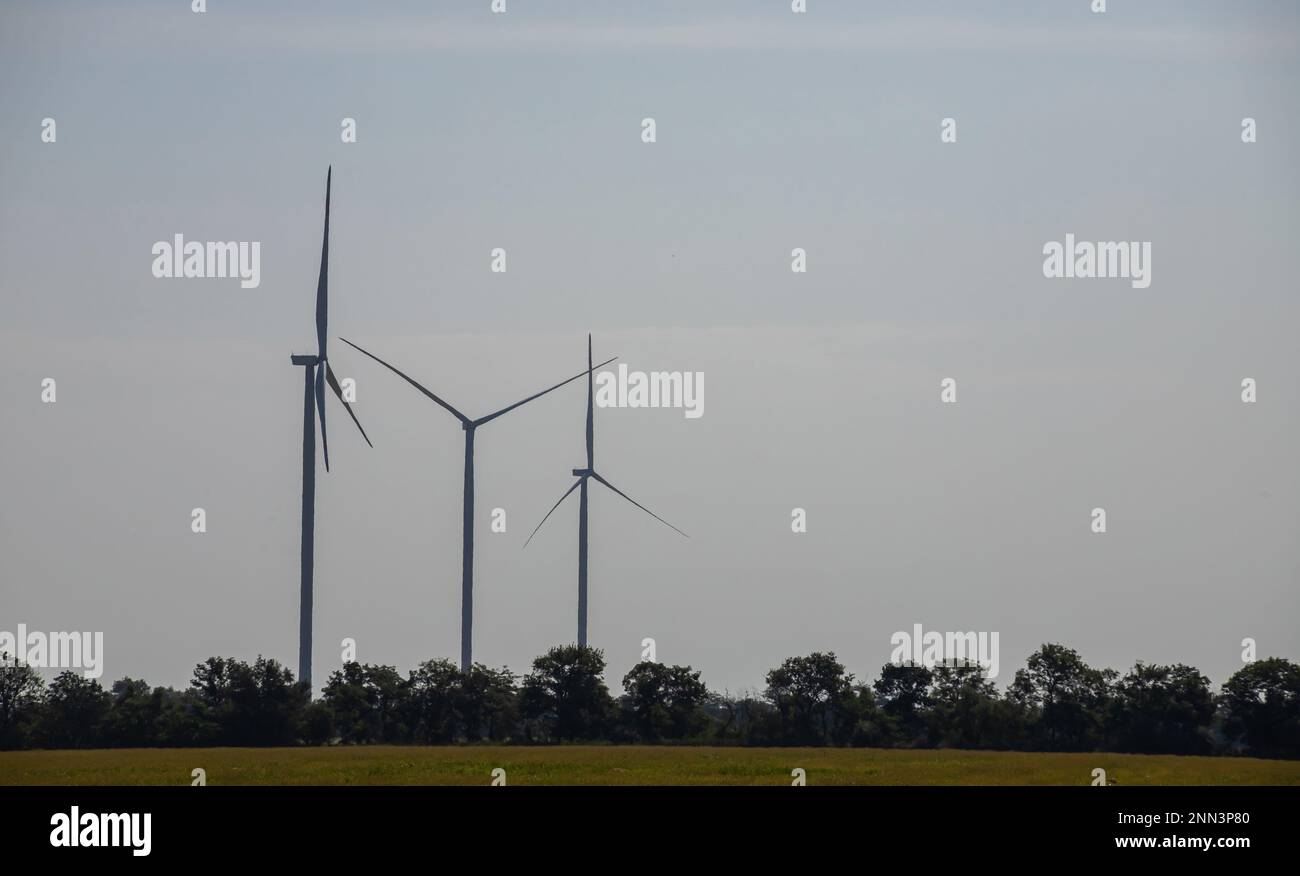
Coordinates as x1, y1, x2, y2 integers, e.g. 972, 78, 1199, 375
341, 337, 614, 669
525, 334, 687, 647
289, 167, 372, 688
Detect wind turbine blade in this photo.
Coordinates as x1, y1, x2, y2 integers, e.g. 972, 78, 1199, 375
316, 167, 331, 360
315, 365, 330, 472
586, 334, 594, 469
325, 362, 373, 448
339, 338, 470, 424
476, 356, 617, 427
590, 472, 688, 538
523, 479, 582, 548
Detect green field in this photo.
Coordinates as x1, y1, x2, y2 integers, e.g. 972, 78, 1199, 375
2, 746, 1297, 786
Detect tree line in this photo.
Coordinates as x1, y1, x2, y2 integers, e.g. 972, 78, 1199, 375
1, 644, 1297, 758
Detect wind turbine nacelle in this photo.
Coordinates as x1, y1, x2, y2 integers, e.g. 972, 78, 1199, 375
572, 468, 593, 477
291, 354, 321, 366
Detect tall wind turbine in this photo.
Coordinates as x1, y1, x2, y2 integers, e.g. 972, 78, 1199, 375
339, 337, 615, 670
525, 334, 687, 647
289, 167, 372, 688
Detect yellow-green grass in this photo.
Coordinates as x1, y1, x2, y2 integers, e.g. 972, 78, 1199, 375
1, 746, 1298, 786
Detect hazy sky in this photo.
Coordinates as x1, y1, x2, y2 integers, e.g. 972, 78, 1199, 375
1, 0, 1297, 695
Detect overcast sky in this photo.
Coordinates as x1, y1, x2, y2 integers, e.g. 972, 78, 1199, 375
1, 0, 1297, 695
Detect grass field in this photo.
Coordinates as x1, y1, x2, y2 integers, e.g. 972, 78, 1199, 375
2, 746, 1298, 786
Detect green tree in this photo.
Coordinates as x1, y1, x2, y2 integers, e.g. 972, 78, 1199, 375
765, 652, 858, 745
922, 662, 1027, 749
621, 661, 709, 741
845, 684, 891, 748
154, 687, 217, 747
458, 664, 519, 742
873, 662, 934, 744
1219, 658, 1300, 759
322, 662, 371, 743
102, 677, 164, 747
402, 660, 519, 743
1010, 644, 1114, 751
37, 671, 110, 748
405, 658, 462, 743
704, 691, 781, 745
520, 645, 614, 741
322, 662, 409, 744
189, 656, 309, 745
1108, 663, 1213, 755
0, 654, 44, 749
301, 700, 336, 745
359, 664, 408, 743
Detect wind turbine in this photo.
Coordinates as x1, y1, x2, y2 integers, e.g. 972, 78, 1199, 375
339, 336, 615, 670
525, 334, 687, 647
289, 167, 372, 688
